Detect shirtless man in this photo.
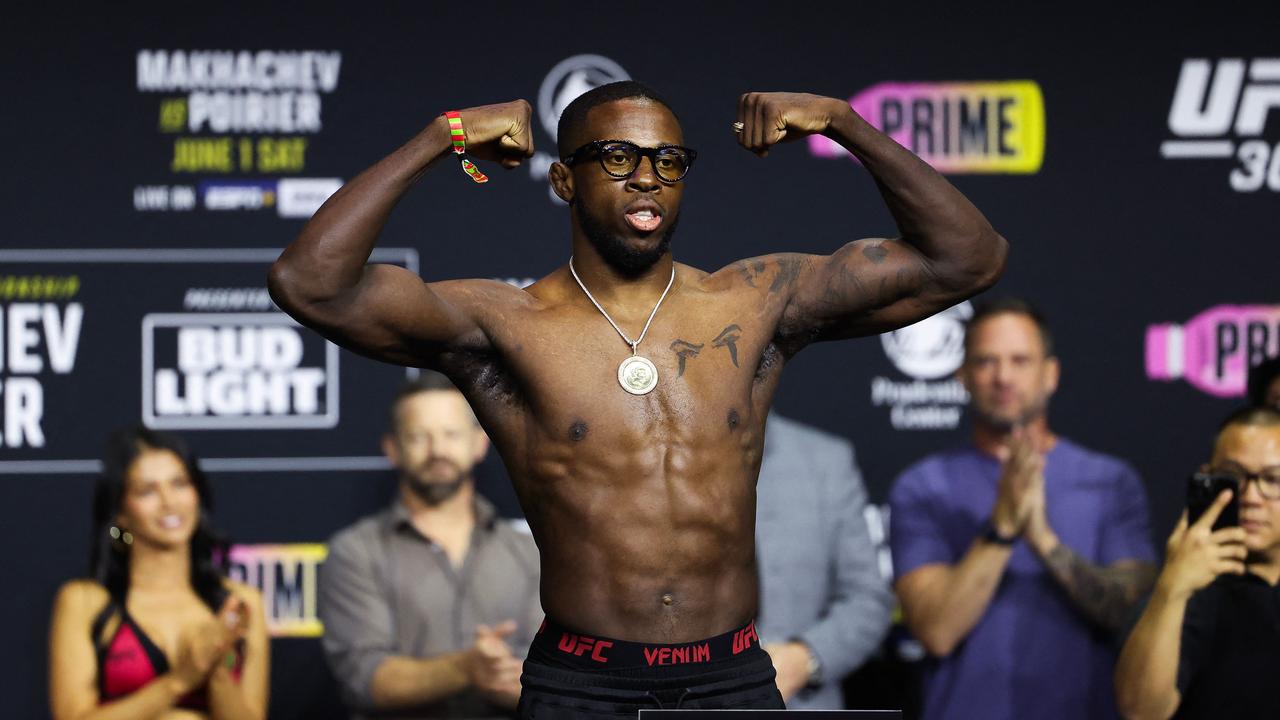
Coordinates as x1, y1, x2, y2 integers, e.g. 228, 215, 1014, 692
269, 81, 1007, 716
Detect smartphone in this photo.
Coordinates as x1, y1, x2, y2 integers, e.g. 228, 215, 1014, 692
1187, 472, 1240, 530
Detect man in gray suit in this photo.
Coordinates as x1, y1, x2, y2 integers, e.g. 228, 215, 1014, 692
756, 412, 895, 710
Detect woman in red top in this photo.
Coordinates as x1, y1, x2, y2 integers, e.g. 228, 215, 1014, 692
49, 427, 269, 719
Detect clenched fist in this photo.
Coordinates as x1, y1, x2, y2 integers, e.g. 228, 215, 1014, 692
734, 92, 850, 157
447, 100, 535, 169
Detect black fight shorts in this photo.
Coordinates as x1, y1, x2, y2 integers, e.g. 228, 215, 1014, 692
517, 618, 785, 719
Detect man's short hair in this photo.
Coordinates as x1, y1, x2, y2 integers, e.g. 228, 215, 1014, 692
1217, 405, 1280, 436
387, 371, 469, 432
557, 80, 679, 159
964, 297, 1056, 358
1247, 356, 1280, 408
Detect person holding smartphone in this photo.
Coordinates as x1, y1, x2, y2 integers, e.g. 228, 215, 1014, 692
1114, 406, 1280, 719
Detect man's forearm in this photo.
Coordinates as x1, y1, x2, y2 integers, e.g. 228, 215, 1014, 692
824, 106, 1005, 285
900, 539, 1013, 657
270, 118, 451, 307
1036, 537, 1156, 633
369, 652, 472, 709
1114, 588, 1187, 720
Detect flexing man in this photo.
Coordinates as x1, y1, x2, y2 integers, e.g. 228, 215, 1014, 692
270, 81, 1006, 716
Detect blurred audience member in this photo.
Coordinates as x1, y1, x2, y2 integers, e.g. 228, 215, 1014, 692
49, 427, 269, 720
889, 298, 1156, 720
755, 412, 893, 709
1247, 356, 1280, 409
1115, 407, 1280, 719
320, 372, 541, 719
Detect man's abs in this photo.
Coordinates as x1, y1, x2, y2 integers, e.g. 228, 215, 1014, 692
516, 436, 764, 644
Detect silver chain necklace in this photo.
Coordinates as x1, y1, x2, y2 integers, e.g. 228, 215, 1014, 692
569, 256, 676, 395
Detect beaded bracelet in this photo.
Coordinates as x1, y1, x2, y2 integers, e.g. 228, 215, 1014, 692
444, 111, 488, 184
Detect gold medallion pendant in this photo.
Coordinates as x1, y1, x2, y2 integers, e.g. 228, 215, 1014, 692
569, 256, 676, 397
618, 355, 659, 395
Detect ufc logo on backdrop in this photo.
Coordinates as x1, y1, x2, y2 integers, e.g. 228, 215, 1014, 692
1160, 58, 1280, 192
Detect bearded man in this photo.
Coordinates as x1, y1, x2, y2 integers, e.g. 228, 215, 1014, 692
889, 297, 1157, 720
319, 373, 542, 720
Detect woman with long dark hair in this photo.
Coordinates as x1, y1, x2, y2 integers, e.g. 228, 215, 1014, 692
49, 427, 269, 719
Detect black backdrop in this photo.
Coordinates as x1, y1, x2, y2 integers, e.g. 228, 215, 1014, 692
3, 3, 1278, 718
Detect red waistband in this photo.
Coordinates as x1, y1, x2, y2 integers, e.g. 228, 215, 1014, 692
531, 617, 761, 670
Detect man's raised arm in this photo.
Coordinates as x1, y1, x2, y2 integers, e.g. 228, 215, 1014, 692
732, 92, 1007, 343
267, 100, 534, 366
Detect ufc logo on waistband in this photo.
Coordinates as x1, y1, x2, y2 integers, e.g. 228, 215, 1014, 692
557, 633, 613, 663
731, 622, 759, 655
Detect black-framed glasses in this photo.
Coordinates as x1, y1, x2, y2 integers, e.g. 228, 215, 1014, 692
1215, 467, 1280, 500
562, 140, 697, 183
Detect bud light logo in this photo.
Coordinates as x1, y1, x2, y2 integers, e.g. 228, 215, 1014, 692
142, 312, 339, 429
1146, 305, 1280, 397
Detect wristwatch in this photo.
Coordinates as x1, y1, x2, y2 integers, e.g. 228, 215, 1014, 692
803, 644, 823, 686
980, 518, 1017, 546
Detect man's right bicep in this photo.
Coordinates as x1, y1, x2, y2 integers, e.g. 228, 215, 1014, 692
286, 264, 487, 367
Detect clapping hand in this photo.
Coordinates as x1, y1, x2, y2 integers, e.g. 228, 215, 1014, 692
467, 620, 524, 709
991, 429, 1045, 540
172, 595, 248, 693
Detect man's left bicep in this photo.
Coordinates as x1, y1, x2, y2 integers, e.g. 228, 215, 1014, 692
786, 237, 955, 342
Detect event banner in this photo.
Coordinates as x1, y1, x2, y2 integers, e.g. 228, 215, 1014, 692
0, 248, 415, 473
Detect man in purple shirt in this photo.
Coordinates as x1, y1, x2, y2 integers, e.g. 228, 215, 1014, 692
889, 298, 1157, 720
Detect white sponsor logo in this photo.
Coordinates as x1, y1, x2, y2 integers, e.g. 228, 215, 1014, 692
872, 302, 972, 431
881, 301, 972, 379
537, 54, 631, 141
530, 55, 631, 203
142, 313, 339, 430
277, 178, 342, 218
1161, 58, 1280, 192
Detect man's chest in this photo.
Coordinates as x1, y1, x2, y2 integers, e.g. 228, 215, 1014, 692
489, 305, 780, 414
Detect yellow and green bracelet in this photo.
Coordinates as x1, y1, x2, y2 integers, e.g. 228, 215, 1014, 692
444, 111, 488, 184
